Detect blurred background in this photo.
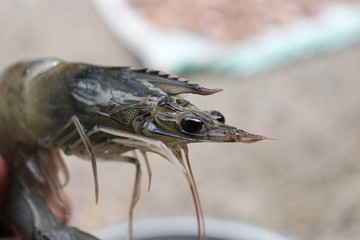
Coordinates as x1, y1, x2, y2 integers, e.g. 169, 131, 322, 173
1, 0, 360, 239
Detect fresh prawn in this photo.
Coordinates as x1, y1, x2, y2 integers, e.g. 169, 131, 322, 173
0, 58, 270, 240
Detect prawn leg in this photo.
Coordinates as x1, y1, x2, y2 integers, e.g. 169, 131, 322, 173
71, 116, 99, 204
41, 116, 100, 203
91, 147, 141, 240
140, 150, 152, 191
44, 120, 144, 240
43, 115, 185, 204
40, 117, 77, 147
65, 123, 186, 173
86, 126, 185, 172
131, 150, 152, 192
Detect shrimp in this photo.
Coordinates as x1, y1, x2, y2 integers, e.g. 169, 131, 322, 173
0, 58, 270, 240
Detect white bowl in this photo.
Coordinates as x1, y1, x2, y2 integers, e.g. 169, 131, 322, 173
92, 217, 296, 240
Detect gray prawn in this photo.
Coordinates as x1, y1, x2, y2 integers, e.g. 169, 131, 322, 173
0, 58, 270, 240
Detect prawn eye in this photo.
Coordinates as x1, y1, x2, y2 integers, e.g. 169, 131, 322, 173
209, 110, 225, 123
181, 118, 204, 133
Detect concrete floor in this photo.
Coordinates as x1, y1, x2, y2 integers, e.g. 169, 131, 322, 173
1, 1, 360, 240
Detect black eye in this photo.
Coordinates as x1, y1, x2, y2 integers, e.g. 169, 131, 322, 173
209, 110, 225, 123
181, 118, 204, 133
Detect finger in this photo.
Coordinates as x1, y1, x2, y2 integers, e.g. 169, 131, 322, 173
0, 156, 8, 202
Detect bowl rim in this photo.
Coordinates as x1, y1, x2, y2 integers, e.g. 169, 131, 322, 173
92, 216, 296, 240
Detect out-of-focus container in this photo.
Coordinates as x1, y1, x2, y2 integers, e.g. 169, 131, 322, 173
92, 0, 360, 75
92, 217, 296, 240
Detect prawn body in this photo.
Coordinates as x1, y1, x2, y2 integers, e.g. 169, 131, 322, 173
0, 58, 269, 240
